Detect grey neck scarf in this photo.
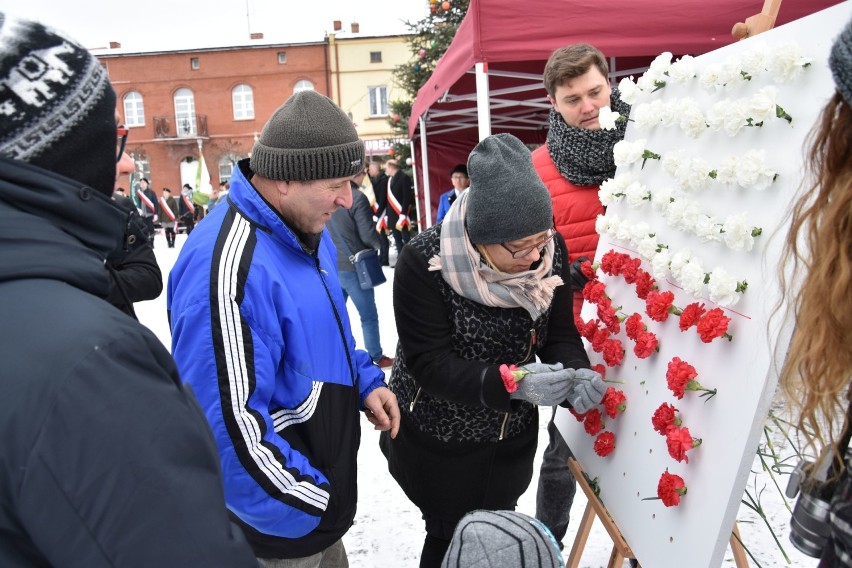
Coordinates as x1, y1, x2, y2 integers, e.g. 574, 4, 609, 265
546, 88, 631, 187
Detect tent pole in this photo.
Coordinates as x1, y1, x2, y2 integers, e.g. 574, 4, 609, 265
418, 116, 433, 229
475, 62, 492, 140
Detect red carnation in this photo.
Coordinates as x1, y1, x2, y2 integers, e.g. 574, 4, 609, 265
575, 316, 598, 341
646, 289, 678, 322
591, 327, 611, 353
583, 408, 605, 435
582, 280, 607, 304
624, 313, 645, 340
598, 299, 621, 334
621, 257, 642, 284
633, 330, 659, 359
591, 363, 607, 379
666, 426, 701, 463
600, 250, 626, 275
602, 387, 627, 419
696, 308, 732, 343
602, 339, 625, 367
594, 431, 616, 457
665, 357, 697, 399
651, 403, 681, 435
580, 260, 597, 281
568, 407, 585, 422
634, 270, 656, 300
657, 470, 687, 507
679, 302, 706, 331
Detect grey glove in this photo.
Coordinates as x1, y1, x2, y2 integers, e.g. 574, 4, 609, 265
565, 368, 607, 413
509, 362, 574, 407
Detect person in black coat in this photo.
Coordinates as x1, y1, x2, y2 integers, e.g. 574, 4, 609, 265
384, 158, 413, 254
0, 14, 255, 566
369, 159, 391, 266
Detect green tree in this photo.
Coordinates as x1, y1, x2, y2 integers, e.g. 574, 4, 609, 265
387, 0, 470, 165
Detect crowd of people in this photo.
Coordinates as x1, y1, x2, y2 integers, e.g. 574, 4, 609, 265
0, 8, 850, 568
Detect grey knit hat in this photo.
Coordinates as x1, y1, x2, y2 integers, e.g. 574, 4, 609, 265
442, 510, 563, 568
829, 18, 852, 105
0, 13, 117, 196
465, 133, 553, 244
250, 90, 364, 181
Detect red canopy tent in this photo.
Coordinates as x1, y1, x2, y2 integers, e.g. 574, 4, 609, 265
408, 0, 842, 227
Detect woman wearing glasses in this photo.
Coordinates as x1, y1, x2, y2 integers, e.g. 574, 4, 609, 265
380, 134, 605, 568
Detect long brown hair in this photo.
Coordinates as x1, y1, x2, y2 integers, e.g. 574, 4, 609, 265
779, 92, 852, 471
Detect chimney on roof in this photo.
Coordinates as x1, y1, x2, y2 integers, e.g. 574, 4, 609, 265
351, 22, 360, 33
109, 41, 121, 49
250, 32, 264, 40
333, 20, 342, 31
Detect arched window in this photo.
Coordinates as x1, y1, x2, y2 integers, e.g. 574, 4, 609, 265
173, 88, 197, 137
123, 91, 145, 127
232, 84, 255, 120
219, 154, 241, 184
293, 80, 314, 94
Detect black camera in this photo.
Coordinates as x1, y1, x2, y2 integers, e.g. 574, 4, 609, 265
786, 447, 846, 558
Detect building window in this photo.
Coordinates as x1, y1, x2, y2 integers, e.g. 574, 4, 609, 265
173, 88, 197, 137
278, 51, 287, 64
219, 155, 241, 184
190, 57, 200, 70
123, 91, 145, 127
293, 79, 314, 93
232, 84, 255, 120
368, 85, 388, 117
370, 51, 382, 63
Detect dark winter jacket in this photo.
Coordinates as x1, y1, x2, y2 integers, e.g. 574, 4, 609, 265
329, 183, 382, 272
0, 157, 255, 567
106, 204, 162, 318
385, 169, 413, 226
380, 224, 588, 522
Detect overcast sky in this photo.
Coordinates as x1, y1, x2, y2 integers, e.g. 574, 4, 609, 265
0, 0, 428, 52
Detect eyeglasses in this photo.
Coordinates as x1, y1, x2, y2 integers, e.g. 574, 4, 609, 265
116, 125, 129, 162
499, 229, 556, 259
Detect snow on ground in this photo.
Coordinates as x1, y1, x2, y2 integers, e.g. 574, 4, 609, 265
137, 232, 818, 568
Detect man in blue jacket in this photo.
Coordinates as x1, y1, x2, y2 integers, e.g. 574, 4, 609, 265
435, 163, 469, 224
168, 90, 400, 566
0, 13, 256, 567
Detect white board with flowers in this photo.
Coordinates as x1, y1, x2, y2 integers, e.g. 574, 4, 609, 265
554, 3, 852, 567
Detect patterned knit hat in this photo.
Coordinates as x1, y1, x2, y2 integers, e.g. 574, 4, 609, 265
466, 133, 553, 244
829, 17, 852, 105
0, 13, 117, 196
250, 90, 364, 181
442, 510, 564, 568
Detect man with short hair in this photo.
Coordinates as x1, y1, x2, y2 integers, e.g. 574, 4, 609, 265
383, 158, 413, 254
531, 43, 631, 551
168, 90, 400, 566
368, 159, 391, 266
0, 13, 255, 566
435, 164, 469, 224
136, 176, 158, 245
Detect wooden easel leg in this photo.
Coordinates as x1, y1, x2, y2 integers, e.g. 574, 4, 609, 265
566, 502, 596, 568
607, 545, 625, 568
730, 522, 750, 568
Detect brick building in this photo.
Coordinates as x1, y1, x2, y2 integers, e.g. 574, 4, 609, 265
99, 42, 329, 196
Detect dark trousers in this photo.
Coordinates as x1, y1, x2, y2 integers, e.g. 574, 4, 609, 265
535, 407, 577, 546
391, 226, 410, 253
378, 231, 390, 266
164, 227, 176, 247
420, 516, 456, 568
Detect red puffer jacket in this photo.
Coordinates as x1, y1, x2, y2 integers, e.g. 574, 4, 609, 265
532, 145, 603, 318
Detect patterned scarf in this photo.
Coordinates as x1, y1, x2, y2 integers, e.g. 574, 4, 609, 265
427, 191, 563, 320
546, 88, 631, 187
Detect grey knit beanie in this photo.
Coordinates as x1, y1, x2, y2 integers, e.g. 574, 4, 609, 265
250, 90, 364, 181
465, 133, 553, 244
441, 510, 563, 568
829, 18, 852, 105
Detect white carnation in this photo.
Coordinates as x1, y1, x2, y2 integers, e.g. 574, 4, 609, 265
638, 234, 659, 259
679, 259, 706, 296
598, 106, 620, 130
699, 64, 722, 93
694, 215, 721, 243
706, 101, 727, 132
736, 150, 776, 190
615, 219, 634, 242
625, 181, 650, 208
722, 100, 749, 136
669, 248, 693, 281
662, 149, 688, 177
595, 213, 612, 235
649, 52, 673, 76
651, 249, 672, 279
715, 156, 739, 185
617, 76, 640, 105
741, 43, 768, 76
658, 99, 680, 127
632, 102, 661, 131
636, 72, 657, 92
722, 212, 755, 252
665, 199, 688, 229
717, 59, 744, 88
613, 139, 647, 167
748, 86, 778, 123
708, 267, 740, 307
678, 100, 707, 139
598, 178, 622, 207
767, 43, 813, 83
630, 222, 652, 246
651, 186, 674, 213
677, 157, 712, 192
668, 55, 696, 84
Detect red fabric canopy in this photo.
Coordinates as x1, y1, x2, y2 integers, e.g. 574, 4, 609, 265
409, 0, 842, 226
